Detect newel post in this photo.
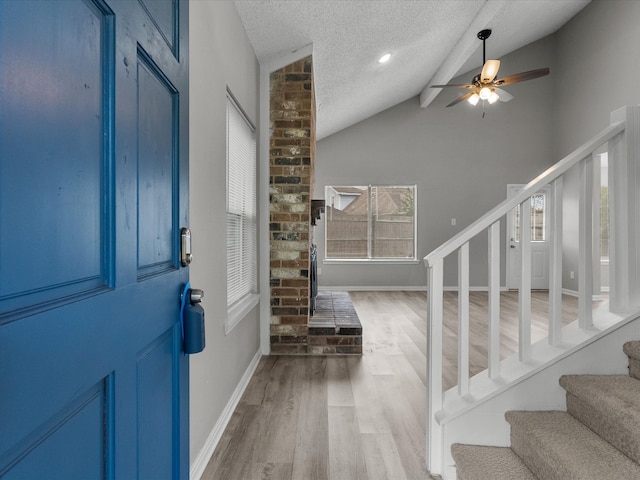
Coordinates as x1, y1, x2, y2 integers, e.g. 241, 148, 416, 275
609, 106, 640, 313
426, 257, 444, 475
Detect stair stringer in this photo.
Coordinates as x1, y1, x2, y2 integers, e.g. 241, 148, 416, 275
437, 311, 640, 480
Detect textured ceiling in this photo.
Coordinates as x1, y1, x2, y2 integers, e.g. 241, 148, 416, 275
233, 0, 591, 140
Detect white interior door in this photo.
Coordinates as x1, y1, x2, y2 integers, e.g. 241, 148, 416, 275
506, 184, 551, 290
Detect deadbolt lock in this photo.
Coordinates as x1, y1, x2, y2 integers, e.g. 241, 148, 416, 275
180, 227, 193, 267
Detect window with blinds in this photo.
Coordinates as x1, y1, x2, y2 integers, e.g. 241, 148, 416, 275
226, 91, 257, 322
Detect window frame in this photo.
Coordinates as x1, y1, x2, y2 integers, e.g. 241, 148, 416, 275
323, 184, 418, 264
225, 89, 259, 334
512, 192, 547, 243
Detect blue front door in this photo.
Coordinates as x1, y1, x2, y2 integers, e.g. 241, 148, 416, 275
0, 0, 190, 478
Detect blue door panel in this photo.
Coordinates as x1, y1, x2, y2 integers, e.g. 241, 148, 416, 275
137, 330, 176, 480
0, 278, 180, 454
0, 0, 109, 312
0, 0, 190, 478
138, 0, 177, 55
1, 380, 107, 479
137, 51, 177, 276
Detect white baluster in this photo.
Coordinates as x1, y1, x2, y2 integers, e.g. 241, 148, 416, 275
579, 156, 594, 330
549, 177, 564, 346
426, 258, 444, 475
609, 106, 640, 313
592, 155, 602, 300
458, 243, 470, 395
519, 199, 532, 362
488, 222, 501, 378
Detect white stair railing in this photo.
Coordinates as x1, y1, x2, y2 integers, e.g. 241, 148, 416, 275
423, 106, 640, 477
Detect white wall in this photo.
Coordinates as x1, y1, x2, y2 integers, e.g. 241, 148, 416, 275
315, 0, 640, 290
189, 0, 260, 468
315, 36, 557, 288
183, 0, 640, 467
554, 0, 640, 291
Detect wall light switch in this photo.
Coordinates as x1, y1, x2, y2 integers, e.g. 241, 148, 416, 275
451, 218, 456, 226
570, 271, 575, 279
317, 267, 322, 275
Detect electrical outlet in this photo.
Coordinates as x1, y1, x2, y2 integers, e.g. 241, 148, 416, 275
317, 267, 322, 275
570, 271, 575, 279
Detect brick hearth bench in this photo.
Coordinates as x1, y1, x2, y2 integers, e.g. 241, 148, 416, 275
308, 291, 362, 355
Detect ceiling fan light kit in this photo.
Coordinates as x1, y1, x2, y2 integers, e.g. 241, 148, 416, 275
479, 86, 492, 100
468, 93, 480, 106
430, 28, 550, 110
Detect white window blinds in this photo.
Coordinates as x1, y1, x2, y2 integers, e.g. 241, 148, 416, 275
226, 92, 257, 307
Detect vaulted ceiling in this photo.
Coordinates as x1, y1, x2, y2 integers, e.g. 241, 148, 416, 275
233, 0, 591, 140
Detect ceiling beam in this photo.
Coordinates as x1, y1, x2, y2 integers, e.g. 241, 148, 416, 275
419, 0, 508, 108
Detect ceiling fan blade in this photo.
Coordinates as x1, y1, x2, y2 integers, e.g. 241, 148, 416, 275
495, 87, 513, 102
481, 59, 500, 83
446, 91, 474, 108
430, 83, 475, 89
494, 67, 550, 86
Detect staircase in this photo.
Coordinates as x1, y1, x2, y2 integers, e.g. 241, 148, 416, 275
452, 341, 640, 479
423, 105, 640, 479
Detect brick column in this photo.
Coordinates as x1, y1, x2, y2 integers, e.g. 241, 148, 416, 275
269, 56, 315, 353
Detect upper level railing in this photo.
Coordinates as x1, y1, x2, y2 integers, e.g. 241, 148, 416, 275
422, 105, 640, 477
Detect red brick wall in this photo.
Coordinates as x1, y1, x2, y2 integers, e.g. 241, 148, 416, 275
269, 56, 315, 353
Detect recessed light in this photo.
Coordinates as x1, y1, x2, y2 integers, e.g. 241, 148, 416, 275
378, 53, 391, 64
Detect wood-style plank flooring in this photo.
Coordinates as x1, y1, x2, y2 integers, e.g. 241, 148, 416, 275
201, 291, 595, 480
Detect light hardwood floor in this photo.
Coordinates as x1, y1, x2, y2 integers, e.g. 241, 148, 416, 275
201, 290, 596, 480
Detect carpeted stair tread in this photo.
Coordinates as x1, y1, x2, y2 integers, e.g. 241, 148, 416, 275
624, 341, 640, 380
506, 410, 640, 480
452, 444, 537, 480
559, 374, 640, 463
623, 341, 640, 360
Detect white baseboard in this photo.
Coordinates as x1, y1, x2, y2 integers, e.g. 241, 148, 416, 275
190, 349, 262, 480
318, 285, 428, 291
563, 288, 579, 297
318, 285, 508, 292
443, 286, 509, 292
563, 288, 607, 301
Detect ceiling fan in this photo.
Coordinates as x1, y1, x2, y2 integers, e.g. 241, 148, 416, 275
431, 29, 550, 108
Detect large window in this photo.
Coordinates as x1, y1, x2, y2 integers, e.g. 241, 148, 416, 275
226, 90, 258, 332
324, 185, 417, 261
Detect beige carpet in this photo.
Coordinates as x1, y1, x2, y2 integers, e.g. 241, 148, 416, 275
452, 341, 640, 479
